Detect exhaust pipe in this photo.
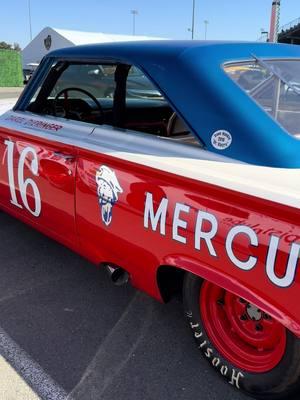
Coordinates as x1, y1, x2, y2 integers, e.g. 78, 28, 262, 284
105, 264, 129, 286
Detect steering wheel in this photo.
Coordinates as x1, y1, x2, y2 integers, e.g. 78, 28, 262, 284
53, 87, 104, 121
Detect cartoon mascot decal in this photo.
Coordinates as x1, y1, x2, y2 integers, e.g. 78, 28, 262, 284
96, 165, 123, 226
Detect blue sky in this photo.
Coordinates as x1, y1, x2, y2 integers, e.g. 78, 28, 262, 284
1, 0, 300, 48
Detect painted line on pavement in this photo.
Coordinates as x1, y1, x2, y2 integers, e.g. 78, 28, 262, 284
0, 325, 69, 400
0, 354, 40, 399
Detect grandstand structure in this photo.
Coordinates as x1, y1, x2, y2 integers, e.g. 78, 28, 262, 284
278, 17, 300, 44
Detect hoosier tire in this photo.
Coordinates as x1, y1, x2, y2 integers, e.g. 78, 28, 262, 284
183, 273, 300, 399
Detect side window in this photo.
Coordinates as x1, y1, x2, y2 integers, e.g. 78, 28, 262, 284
123, 66, 202, 147
50, 64, 117, 99
27, 62, 203, 148
27, 63, 116, 125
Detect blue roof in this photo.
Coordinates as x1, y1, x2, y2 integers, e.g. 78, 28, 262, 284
48, 40, 300, 64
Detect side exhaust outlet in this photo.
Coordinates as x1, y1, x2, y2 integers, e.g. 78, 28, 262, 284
105, 264, 129, 286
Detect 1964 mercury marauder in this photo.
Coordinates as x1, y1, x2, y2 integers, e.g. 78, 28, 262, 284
1, 41, 300, 399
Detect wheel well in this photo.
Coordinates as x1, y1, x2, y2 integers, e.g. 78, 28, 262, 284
157, 265, 185, 302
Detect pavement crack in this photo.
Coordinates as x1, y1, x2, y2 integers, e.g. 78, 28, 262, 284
0, 279, 64, 305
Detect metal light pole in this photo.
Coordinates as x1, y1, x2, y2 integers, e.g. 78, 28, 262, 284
191, 0, 196, 39
131, 10, 138, 36
28, 0, 32, 41
204, 20, 209, 40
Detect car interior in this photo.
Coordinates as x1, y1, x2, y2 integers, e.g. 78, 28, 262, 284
26, 61, 203, 148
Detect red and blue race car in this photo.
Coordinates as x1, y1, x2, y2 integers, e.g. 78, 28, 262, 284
1, 41, 300, 399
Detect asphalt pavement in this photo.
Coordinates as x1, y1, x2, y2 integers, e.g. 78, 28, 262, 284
0, 210, 252, 400
0, 88, 22, 116
0, 87, 23, 100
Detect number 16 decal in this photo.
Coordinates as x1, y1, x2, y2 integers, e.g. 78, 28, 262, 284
5, 140, 41, 217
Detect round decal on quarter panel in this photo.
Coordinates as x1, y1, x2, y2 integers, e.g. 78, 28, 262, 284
211, 130, 232, 150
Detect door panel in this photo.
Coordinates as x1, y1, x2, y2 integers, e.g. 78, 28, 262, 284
75, 152, 157, 273
0, 112, 93, 247
74, 145, 197, 300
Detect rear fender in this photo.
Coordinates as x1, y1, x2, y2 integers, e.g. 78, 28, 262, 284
162, 254, 300, 337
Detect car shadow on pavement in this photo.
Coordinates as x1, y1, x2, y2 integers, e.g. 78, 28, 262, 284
0, 212, 252, 400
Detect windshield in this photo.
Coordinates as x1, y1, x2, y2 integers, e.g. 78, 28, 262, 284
224, 59, 300, 138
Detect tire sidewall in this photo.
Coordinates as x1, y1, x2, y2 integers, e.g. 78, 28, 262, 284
183, 273, 300, 399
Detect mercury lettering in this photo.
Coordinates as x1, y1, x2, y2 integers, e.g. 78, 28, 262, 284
143, 192, 300, 288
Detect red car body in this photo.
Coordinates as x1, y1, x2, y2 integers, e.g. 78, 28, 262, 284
0, 113, 299, 336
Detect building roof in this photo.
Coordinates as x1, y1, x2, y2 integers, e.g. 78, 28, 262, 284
52, 27, 166, 45
21, 26, 168, 69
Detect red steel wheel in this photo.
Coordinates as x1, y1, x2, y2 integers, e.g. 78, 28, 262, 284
199, 281, 286, 373
183, 273, 300, 399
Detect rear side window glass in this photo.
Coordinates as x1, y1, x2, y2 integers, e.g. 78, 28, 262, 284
126, 66, 164, 100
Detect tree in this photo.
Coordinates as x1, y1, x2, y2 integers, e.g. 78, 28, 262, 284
0, 41, 21, 51
13, 43, 21, 51
0, 41, 12, 50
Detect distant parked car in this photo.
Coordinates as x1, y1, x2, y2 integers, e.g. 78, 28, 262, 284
23, 62, 39, 84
